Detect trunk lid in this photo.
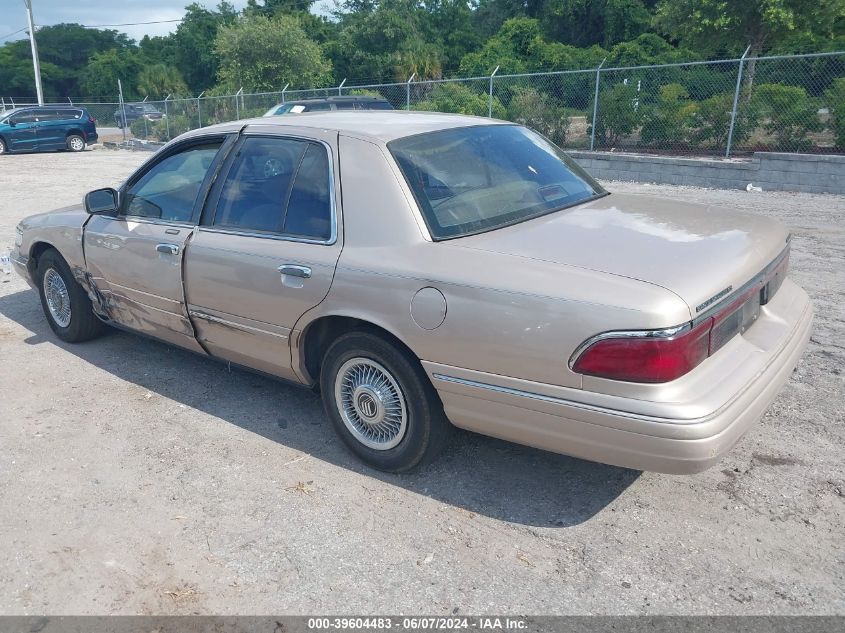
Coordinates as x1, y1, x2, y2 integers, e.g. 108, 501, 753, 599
452, 193, 790, 318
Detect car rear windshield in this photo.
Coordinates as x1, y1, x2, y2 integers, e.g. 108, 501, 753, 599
389, 125, 606, 240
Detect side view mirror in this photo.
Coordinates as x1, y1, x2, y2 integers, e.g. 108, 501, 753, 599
85, 188, 119, 215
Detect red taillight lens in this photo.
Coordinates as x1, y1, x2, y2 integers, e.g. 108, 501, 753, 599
89, 116, 97, 123
572, 319, 713, 383
573, 248, 790, 384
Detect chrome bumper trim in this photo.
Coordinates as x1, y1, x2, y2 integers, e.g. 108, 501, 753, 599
431, 373, 675, 424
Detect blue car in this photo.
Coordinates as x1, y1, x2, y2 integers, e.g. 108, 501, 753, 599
0, 106, 98, 155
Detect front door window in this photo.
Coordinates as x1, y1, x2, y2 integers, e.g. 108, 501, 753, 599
123, 143, 222, 222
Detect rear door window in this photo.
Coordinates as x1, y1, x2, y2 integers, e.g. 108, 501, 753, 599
212, 136, 333, 241
283, 143, 332, 240
213, 137, 308, 233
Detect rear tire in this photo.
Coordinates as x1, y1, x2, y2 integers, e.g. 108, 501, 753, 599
320, 331, 452, 472
37, 249, 105, 343
66, 134, 85, 152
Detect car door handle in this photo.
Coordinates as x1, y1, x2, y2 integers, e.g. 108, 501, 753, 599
156, 243, 179, 255
278, 265, 311, 279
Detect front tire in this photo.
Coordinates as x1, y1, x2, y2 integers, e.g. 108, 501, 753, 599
320, 331, 451, 472
67, 134, 85, 152
0, 137, 7, 154
37, 249, 104, 343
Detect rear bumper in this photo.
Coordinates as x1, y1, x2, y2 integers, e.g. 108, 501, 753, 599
426, 282, 813, 474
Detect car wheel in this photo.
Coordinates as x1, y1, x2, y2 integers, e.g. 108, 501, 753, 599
0, 137, 6, 154
66, 134, 85, 152
320, 331, 452, 472
37, 249, 105, 343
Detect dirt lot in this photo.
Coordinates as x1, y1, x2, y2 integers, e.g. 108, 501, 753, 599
0, 149, 842, 615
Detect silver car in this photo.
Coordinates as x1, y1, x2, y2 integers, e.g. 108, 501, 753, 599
10, 111, 813, 473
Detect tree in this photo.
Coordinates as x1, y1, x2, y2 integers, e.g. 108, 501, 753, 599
655, 0, 844, 57
825, 77, 845, 148
214, 14, 332, 91
79, 49, 142, 100
752, 83, 823, 150
136, 64, 189, 98
541, 0, 652, 48
415, 82, 507, 118
589, 82, 644, 146
173, 2, 238, 93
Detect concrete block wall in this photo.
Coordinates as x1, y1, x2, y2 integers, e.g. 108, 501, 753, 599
567, 151, 845, 195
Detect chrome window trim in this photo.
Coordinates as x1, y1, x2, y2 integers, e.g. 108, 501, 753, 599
207, 135, 338, 246
110, 216, 196, 229
567, 241, 792, 370
196, 226, 335, 246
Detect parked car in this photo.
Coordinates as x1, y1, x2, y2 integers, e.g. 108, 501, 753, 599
263, 95, 393, 116
114, 103, 164, 128
10, 112, 812, 474
0, 106, 98, 155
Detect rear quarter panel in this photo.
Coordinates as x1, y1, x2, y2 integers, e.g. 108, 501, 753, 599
293, 134, 691, 390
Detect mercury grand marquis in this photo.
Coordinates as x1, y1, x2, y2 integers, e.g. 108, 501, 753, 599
10, 111, 813, 473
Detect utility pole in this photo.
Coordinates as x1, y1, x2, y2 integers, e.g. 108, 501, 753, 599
23, 0, 44, 105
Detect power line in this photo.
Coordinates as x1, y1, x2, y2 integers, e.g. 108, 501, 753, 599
79, 19, 184, 28
0, 27, 27, 40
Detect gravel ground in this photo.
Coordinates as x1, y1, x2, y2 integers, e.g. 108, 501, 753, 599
0, 150, 842, 615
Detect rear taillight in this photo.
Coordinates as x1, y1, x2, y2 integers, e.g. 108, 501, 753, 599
572, 247, 790, 384
572, 320, 712, 383
89, 116, 97, 123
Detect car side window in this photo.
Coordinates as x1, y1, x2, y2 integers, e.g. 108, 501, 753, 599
283, 143, 332, 240
12, 111, 36, 124
31, 108, 54, 121
212, 136, 333, 240
123, 142, 222, 223
306, 103, 333, 112
213, 137, 307, 233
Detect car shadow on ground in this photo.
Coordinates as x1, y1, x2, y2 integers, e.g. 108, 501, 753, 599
0, 289, 640, 528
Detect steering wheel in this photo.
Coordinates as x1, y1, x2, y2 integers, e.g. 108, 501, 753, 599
263, 158, 284, 178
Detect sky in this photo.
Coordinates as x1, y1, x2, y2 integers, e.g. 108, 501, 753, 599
0, 0, 256, 45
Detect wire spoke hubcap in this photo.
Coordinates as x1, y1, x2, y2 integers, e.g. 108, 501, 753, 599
335, 357, 408, 450
44, 268, 71, 328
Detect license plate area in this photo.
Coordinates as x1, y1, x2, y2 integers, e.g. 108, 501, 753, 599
710, 290, 762, 353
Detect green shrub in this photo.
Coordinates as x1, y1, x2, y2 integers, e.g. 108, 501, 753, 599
752, 83, 822, 151
588, 82, 643, 147
640, 83, 697, 147
507, 86, 569, 145
823, 78, 845, 149
688, 92, 757, 149
129, 117, 155, 140
153, 115, 193, 141
415, 83, 506, 119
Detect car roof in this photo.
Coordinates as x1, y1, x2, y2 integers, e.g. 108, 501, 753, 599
290, 96, 387, 103
188, 110, 507, 144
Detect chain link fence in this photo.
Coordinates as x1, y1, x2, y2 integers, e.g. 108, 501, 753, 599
3, 51, 843, 156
